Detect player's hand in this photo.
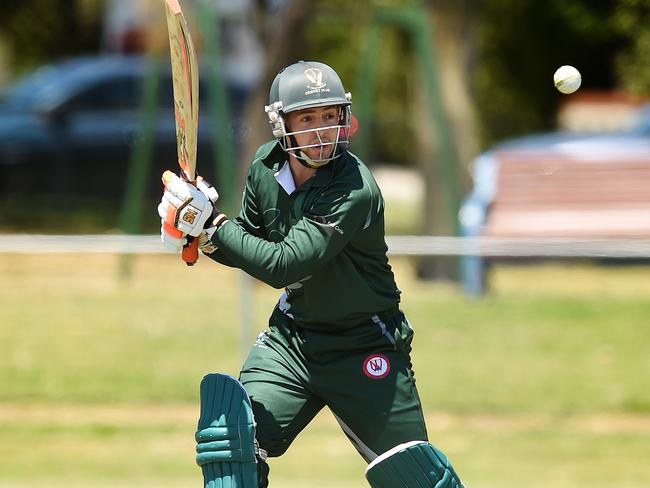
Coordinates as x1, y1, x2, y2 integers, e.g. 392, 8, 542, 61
160, 218, 221, 254
197, 228, 219, 254
157, 171, 220, 237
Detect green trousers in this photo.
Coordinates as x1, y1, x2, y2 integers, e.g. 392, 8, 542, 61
239, 306, 428, 486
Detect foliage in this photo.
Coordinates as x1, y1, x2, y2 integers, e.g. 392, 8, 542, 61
0, 0, 102, 76
301, 0, 650, 156
473, 0, 637, 146
0, 0, 648, 161
297, 0, 418, 165
612, 0, 650, 95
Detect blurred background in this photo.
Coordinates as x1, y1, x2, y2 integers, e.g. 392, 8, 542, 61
0, 0, 649, 487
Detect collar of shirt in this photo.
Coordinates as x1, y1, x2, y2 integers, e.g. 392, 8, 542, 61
274, 160, 296, 195
271, 157, 338, 192
264, 140, 343, 192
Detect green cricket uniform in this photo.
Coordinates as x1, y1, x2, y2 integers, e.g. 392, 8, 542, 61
209, 140, 400, 329
205, 141, 428, 478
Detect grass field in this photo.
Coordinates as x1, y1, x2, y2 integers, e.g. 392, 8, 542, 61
1, 253, 649, 487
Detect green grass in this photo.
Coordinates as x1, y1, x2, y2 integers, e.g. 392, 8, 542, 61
1, 254, 649, 487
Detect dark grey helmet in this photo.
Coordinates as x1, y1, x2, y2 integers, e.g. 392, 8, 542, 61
265, 61, 352, 168
268, 61, 351, 113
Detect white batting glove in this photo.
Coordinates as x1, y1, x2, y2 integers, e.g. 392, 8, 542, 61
160, 220, 187, 253
157, 171, 220, 237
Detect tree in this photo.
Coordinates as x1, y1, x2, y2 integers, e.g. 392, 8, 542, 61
613, 0, 650, 95
474, 0, 648, 147
0, 0, 102, 77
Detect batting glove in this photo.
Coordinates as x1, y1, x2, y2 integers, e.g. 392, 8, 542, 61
157, 171, 220, 237
160, 221, 186, 253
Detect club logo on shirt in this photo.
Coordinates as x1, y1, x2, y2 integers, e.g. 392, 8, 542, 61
363, 354, 391, 379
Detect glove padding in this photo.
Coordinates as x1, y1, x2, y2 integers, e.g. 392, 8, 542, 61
160, 224, 219, 254
161, 223, 187, 253
158, 172, 219, 237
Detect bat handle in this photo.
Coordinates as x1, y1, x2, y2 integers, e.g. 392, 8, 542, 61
180, 171, 200, 266
182, 237, 199, 266
162, 169, 200, 266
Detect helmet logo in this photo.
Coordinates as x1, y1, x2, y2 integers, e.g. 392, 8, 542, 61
304, 68, 326, 88
304, 68, 330, 96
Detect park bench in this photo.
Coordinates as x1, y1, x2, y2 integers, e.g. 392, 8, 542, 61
459, 137, 650, 295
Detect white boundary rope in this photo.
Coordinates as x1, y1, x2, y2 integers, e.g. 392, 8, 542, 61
385, 236, 650, 258
0, 234, 649, 257
0, 235, 166, 254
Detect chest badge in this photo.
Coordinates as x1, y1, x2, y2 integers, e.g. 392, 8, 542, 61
363, 354, 391, 379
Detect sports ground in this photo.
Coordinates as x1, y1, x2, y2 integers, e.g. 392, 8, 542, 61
1, 253, 649, 487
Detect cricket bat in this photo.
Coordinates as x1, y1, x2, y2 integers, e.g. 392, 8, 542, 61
163, 0, 200, 265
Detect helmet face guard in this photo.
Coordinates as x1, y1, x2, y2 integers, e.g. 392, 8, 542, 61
265, 61, 352, 168
271, 105, 352, 168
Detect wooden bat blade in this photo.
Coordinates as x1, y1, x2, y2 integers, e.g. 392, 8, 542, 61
164, 0, 200, 265
164, 0, 199, 182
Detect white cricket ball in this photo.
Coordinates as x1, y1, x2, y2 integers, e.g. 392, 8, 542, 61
553, 65, 581, 94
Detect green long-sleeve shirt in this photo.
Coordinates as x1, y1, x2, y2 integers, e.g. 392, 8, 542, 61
207, 140, 400, 330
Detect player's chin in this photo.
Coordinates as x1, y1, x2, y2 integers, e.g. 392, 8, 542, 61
306, 144, 334, 161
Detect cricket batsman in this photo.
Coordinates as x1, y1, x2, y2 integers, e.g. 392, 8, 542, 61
158, 60, 466, 487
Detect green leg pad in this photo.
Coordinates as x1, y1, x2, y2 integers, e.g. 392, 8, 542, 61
196, 373, 259, 488
365, 441, 465, 488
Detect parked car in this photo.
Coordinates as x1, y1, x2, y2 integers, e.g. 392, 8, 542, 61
459, 102, 650, 295
0, 55, 250, 201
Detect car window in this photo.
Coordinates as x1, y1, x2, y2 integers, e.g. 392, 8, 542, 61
1, 65, 62, 110
66, 76, 140, 111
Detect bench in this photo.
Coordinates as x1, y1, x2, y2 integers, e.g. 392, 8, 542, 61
459, 140, 650, 295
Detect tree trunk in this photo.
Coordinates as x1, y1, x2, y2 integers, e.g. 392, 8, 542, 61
416, 1, 480, 281
239, 0, 310, 183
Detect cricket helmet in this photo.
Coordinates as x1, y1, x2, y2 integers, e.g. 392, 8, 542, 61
265, 61, 352, 168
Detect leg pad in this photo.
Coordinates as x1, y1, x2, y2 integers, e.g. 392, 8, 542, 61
196, 373, 259, 488
365, 441, 465, 488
